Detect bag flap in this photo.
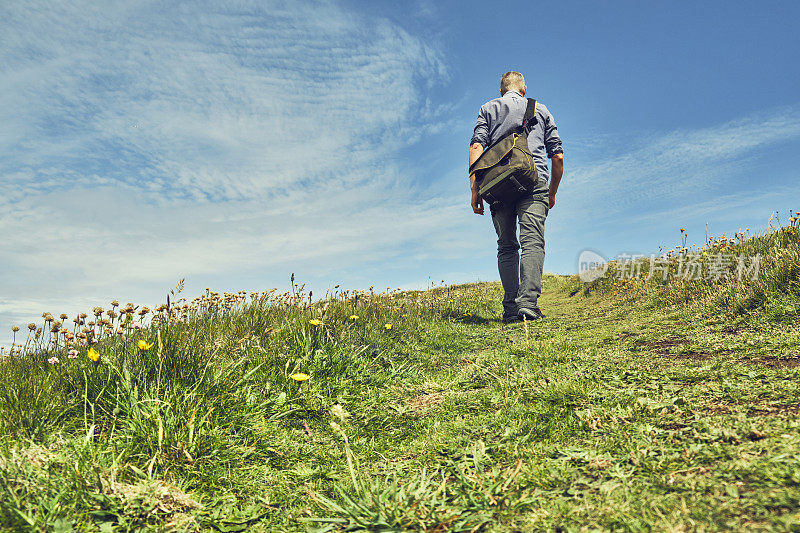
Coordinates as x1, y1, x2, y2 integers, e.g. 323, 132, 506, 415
470, 133, 534, 173
469, 134, 517, 173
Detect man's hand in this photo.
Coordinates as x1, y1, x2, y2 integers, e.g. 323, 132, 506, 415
471, 187, 484, 215
548, 192, 556, 209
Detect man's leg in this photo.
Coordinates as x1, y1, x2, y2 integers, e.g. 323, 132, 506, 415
490, 202, 521, 320
515, 193, 548, 313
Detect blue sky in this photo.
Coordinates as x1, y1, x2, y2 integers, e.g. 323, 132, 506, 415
2, 0, 799, 347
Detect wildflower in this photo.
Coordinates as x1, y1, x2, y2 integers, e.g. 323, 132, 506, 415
68, 349, 79, 359
309, 319, 323, 326
290, 373, 310, 381
48, 357, 60, 364
349, 315, 359, 321
401, 314, 407, 317
137, 340, 154, 350
88, 347, 100, 362
11, 326, 19, 332
384, 323, 393, 330
132, 322, 143, 330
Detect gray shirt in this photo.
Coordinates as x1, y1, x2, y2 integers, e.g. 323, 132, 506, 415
470, 90, 563, 182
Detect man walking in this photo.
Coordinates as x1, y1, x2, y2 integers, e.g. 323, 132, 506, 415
469, 71, 564, 324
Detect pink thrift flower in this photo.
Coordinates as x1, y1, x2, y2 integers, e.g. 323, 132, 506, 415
68, 349, 79, 359
48, 357, 60, 364
132, 322, 143, 330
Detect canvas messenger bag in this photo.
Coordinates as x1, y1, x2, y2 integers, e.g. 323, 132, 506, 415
469, 98, 539, 206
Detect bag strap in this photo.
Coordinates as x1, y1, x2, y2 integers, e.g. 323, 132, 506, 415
522, 98, 537, 131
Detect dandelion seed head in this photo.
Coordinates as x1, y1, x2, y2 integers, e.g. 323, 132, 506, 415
331, 404, 350, 420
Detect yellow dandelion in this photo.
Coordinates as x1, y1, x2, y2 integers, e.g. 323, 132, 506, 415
349, 315, 359, 321
87, 347, 100, 362
290, 373, 310, 381
137, 340, 154, 350
384, 323, 393, 330
309, 319, 323, 326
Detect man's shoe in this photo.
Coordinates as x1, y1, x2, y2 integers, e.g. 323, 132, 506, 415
518, 308, 544, 321
503, 315, 521, 324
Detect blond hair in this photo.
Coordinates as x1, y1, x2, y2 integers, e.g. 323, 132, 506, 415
500, 71, 525, 93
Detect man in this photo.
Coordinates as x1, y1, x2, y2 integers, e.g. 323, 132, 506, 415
469, 71, 564, 324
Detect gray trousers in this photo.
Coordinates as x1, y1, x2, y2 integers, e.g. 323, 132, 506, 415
490, 184, 549, 318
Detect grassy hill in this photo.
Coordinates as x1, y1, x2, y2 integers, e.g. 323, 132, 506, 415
1, 219, 799, 531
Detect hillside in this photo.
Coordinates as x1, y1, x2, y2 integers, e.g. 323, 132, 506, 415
1, 221, 799, 531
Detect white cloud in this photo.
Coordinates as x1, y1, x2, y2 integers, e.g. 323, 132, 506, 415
561, 106, 800, 217
0, 0, 449, 203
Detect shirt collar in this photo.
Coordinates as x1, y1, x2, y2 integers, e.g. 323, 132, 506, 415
504, 90, 523, 98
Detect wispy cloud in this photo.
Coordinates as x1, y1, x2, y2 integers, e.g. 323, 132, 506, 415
562, 106, 800, 216
0, 0, 448, 203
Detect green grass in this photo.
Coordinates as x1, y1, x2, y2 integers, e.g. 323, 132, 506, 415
1, 220, 799, 531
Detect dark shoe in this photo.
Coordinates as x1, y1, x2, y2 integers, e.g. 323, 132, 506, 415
503, 315, 521, 324
518, 307, 544, 321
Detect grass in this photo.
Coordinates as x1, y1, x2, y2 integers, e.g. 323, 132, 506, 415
1, 216, 799, 531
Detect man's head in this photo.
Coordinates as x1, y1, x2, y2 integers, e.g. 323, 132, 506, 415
500, 71, 526, 96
